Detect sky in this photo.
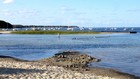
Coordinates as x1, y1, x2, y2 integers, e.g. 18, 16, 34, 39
0, 0, 140, 27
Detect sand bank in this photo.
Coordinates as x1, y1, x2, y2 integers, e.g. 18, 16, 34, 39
0, 31, 12, 34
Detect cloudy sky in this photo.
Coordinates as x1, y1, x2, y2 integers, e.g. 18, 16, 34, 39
0, 0, 140, 27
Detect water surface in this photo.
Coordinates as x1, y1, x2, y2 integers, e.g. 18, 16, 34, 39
0, 33, 140, 76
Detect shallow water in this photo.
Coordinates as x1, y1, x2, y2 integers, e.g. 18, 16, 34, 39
0, 33, 140, 76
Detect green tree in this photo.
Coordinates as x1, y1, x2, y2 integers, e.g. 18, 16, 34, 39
0, 20, 13, 28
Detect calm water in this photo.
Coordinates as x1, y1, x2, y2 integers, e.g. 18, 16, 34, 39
0, 33, 140, 76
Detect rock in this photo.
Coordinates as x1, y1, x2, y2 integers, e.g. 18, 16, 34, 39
50, 51, 101, 68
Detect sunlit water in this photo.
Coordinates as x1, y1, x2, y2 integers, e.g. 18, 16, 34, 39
0, 33, 140, 76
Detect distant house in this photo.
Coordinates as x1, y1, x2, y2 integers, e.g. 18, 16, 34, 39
0, 20, 13, 28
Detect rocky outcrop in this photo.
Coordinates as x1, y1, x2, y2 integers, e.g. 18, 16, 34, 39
39, 51, 101, 68
0, 20, 13, 28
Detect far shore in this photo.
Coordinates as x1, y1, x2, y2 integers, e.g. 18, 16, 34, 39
0, 30, 131, 34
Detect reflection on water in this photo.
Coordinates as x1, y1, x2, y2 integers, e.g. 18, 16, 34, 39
0, 34, 140, 76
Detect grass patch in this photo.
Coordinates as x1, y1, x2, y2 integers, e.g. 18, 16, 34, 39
12, 30, 100, 34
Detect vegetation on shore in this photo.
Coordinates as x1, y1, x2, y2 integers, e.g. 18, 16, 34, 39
0, 20, 13, 28
12, 30, 100, 34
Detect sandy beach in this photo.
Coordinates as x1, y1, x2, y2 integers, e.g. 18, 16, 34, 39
0, 60, 114, 79
0, 31, 12, 34
0, 51, 139, 79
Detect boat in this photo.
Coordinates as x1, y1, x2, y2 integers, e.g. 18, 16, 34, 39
130, 31, 137, 34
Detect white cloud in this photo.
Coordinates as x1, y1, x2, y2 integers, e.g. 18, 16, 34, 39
3, 0, 14, 4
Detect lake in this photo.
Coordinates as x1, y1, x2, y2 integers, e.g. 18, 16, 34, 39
0, 33, 140, 76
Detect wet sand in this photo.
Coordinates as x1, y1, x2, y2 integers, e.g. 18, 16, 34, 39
0, 51, 140, 79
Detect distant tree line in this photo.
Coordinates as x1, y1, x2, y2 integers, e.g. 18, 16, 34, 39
0, 20, 79, 29
0, 20, 13, 28
13, 25, 79, 28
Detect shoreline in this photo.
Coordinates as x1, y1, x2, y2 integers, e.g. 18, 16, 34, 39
0, 31, 12, 34
0, 51, 139, 79
0, 30, 131, 34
